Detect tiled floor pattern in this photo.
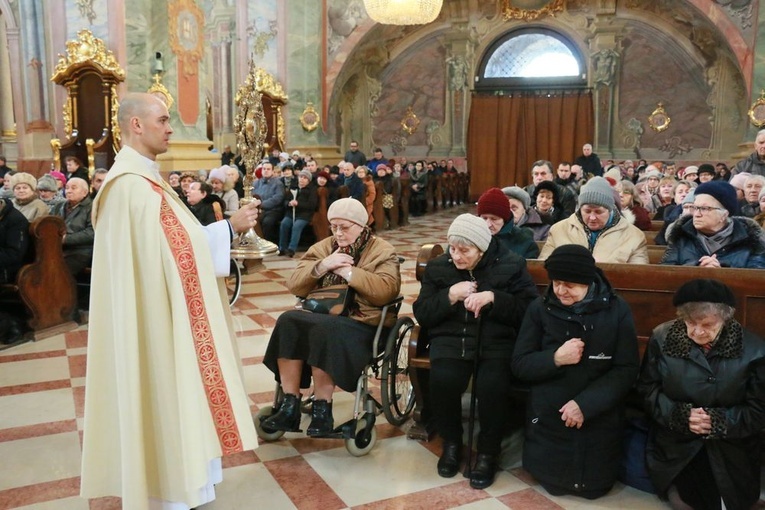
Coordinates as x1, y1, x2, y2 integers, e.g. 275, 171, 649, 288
0, 205, 671, 509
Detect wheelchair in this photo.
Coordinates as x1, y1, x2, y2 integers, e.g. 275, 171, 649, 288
253, 296, 416, 456
226, 258, 242, 307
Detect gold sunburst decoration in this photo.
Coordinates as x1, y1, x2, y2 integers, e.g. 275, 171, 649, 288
51, 29, 125, 83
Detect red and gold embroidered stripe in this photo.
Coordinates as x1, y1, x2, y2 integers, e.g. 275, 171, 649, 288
151, 182, 242, 455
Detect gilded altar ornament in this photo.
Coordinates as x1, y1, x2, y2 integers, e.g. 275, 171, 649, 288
748, 90, 765, 128
232, 60, 278, 257
401, 106, 420, 135
51, 29, 125, 82
62, 101, 73, 139
300, 102, 320, 132
110, 84, 121, 152
648, 102, 671, 133
502, 0, 565, 21
147, 73, 175, 110
253, 66, 288, 102
276, 105, 286, 148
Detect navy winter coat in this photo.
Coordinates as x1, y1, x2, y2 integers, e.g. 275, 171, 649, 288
661, 215, 765, 268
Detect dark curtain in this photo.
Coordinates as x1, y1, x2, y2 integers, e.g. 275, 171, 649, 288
467, 90, 594, 200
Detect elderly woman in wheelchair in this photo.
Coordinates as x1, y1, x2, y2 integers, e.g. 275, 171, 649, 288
261, 198, 401, 439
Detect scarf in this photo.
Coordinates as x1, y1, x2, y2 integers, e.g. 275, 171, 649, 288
319, 226, 373, 288
696, 219, 734, 255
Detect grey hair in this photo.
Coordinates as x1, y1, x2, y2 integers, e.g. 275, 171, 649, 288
448, 234, 481, 251
94, 168, 108, 176
676, 301, 735, 323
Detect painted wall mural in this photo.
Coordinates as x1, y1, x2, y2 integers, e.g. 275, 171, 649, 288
373, 40, 446, 155
619, 28, 712, 158
247, 0, 277, 76
65, 0, 107, 41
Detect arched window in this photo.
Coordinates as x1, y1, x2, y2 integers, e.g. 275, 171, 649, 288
476, 27, 586, 90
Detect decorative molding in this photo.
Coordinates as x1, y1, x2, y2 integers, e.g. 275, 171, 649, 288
592, 48, 619, 87
276, 105, 286, 147
168, 0, 205, 76
247, 18, 277, 59
299, 102, 320, 132
75, 0, 97, 24
748, 90, 765, 128
648, 102, 671, 132
400, 106, 420, 135
502, 0, 565, 21
51, 29, 125, 83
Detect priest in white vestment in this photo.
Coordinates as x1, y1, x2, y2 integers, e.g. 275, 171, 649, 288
80, 93, 259, 509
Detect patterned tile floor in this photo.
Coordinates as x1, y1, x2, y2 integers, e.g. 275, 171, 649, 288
0, 204, 672, 509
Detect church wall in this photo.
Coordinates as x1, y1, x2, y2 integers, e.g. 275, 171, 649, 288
372, 39, 447, 158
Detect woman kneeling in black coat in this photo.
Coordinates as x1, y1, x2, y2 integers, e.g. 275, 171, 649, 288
512, 245, 639, 499
413, 214, 538, 489
637, 279, 765, 510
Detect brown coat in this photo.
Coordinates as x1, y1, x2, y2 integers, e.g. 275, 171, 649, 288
288, 235, 400, 326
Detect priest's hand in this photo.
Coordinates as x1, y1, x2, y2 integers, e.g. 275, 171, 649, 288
229, 199, 260, 234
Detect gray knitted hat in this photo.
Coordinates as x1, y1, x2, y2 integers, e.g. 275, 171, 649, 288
298, 169, 313, 181
579, 176, 616, 211
37, 175, 59, 192
447, 214, 491, 252
501, 186, 530, 210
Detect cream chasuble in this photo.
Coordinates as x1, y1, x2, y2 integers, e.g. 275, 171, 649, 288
80, 145, 257, 509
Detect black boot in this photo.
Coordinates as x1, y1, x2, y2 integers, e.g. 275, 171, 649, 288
307, 399, 334, 436
437, 441, 462, 478
261, 393, 302, 432
469, 453, 497, 489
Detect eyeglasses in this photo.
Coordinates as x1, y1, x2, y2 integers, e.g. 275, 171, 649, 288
686, 205, 724, 214
330, 223, 358, 234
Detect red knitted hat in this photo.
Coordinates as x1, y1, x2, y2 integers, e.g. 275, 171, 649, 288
477, 187, 511, 223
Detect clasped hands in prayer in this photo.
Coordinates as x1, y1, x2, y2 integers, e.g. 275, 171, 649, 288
317, 250, 354, 281
448, 281, 494, 317
555, 338, 586, 429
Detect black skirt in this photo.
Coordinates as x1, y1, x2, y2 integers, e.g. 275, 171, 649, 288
263, 309, 378, 392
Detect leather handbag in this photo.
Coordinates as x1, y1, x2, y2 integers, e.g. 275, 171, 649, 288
302, 284, 356, 316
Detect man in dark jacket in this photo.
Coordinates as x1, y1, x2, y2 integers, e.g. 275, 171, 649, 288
574, 143, 603, 177
341, 161, 364, 201
344, 140, 366, 169
524, 160, 576, 218
51, 177, 94, 275
253, 161, 285, 243
732, 128, 765, 176
0, 196, 29, 284
413, 214, 538, 489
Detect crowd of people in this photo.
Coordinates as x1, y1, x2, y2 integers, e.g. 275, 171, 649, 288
4, 130, 765, 509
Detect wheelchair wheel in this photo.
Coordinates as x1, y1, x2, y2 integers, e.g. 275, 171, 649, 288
345, 416, 377, 457
226, 258, 242, 307
253, 405, 286, 441
381, 316, 416, 426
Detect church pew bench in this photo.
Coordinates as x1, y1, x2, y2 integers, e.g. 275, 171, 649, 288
406, 252, 765, 440
0, 216, 78, 340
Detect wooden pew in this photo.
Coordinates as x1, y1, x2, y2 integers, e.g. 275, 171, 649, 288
534, 241, 667, 264
312, 186, 330, 241
406, 252, 765, 440
649, 220, 663, 231
644, 230, 658, 245
0, 216, 78, 340
399, 175, 411, 227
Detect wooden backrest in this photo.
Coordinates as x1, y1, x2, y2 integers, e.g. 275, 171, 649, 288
312, 186, 330, 241
649, 220, 664, 231
15, 216, 77, 331
416, 243, 444, 282
373, 180, 385, 228
534, 242, 667, 264
525, 260, 765, 352
644, 230, 658, 245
